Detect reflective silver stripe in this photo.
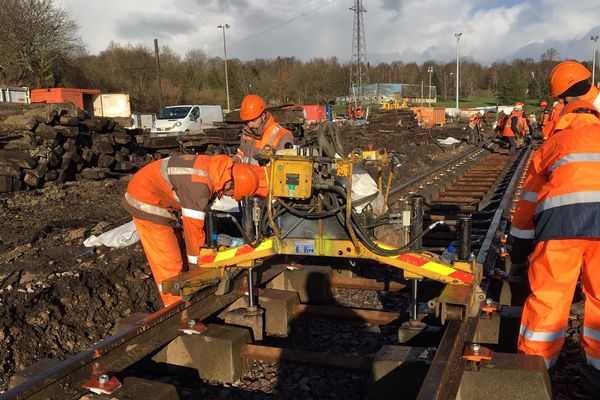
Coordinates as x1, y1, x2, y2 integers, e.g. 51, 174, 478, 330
520, 191, 538, 203
187, 255, 198, 264
587, 355, 600, 370
520, 324, 566, 342
167, 167, 210, 179
536, 191, 600, 214
160, 157, 171, 183
159, 158, 180, 203
510, 226, 535, 239
181, 208, 205, 220
157, 283, 163, 292
549, 153, 600, 173
584, 326, 600, 341
266, 125, 281, 146
545, 356, 558, 369
124, 193, 176, 220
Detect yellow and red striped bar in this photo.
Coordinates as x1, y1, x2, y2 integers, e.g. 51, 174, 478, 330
193, 237, 475, 286
394, 253, 474, 284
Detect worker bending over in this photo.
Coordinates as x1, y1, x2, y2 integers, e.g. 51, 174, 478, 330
509, 100, 600, 396
467, 111, 484, 144
236, 94, 294, 164
122, 155, 260, 306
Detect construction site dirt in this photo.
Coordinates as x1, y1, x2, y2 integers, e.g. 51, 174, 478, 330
0, 111, 583, 399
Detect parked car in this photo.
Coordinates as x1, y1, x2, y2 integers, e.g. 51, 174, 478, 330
151, 105, 223, 136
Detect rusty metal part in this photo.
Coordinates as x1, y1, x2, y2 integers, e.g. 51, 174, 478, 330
241, 344, 372, 371
292, 304, 400, 325
388, 144, 493, 202
416, 145, 534, 400
329, 275, 406, 292
463, 343, 493, 363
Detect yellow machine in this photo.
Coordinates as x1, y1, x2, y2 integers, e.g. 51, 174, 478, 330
162, 148, 484, 322
381, 96, 408, 110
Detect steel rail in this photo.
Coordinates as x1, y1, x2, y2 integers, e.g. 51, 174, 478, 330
0, 265, 287, 400
416, 144, 534, 400
387, 141, 495, 202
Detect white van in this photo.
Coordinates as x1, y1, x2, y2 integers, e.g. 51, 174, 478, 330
151, 105, 223, 135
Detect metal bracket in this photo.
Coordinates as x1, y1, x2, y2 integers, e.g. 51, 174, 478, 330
463, 343, 493, 370
480, 298, 502, 316
177, 319, 207, 335
82, 374, 122, 395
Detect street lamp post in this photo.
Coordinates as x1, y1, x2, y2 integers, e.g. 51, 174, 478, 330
592, 35, 599, 86
454, 33, 462, 115
427, 66, 434, 106
218, 24, 231, 112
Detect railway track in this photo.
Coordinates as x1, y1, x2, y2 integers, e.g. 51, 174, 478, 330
2, 141, 549, 400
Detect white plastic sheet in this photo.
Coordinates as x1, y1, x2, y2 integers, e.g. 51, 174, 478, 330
83, 220, 140, 248
437, 137, 462, 145
336, 166, 386, 214
211, 195, 240, 212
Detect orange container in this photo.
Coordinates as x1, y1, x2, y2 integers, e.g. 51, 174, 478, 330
412, 107, 446, 128
30, 88, 101, 114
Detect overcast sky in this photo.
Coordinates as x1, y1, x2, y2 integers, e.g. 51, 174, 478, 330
57, 0, 600, 65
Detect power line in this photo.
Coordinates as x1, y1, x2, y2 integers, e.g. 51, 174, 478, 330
205, 0, 339, 55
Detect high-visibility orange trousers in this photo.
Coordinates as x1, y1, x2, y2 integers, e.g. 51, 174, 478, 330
132, 217, 183, 307
518, 238, 600, 369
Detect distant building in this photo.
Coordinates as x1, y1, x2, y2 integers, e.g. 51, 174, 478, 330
336, 83, 437, 104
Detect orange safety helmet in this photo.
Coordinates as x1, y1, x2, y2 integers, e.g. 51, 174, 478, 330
549, 61, 591, 97
240, 95, 266, 121
540, 101, 548, 107
232, 163, 260, 201
514, 102, 524, 109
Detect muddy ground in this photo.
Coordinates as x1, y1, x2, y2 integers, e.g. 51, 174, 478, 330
0, 112, 585, 398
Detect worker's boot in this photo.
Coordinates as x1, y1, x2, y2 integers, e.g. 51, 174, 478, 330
580, 360, 600, 399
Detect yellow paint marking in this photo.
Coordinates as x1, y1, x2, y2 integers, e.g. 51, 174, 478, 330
421, 261, 456, 276
214, 247, 239, 262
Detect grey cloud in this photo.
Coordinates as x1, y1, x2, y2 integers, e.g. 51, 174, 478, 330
116, 14, 196, 40
191, 0, 249, 13
377, 0, 404, 21
508, 25, 600, 62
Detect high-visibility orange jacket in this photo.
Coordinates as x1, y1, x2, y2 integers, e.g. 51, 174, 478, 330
502, 111, 528, 137
509, 101, 600, 257
580, 85, 600, 111
122, 154, 234, 268
548, 102, 564, 122
468, 113, 483, 129
236, 113, 294, 165
543, 88, 600, 140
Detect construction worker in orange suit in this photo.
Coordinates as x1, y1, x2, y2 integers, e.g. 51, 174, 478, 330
509, 100, 600, 396
502, 102, 529, 155
543, 61, 600, 140
537, 101, 550, 131
467, 111, 484, 144
235, 94, 295, 165
549, 99, 564, 122
121, 155, 261, 307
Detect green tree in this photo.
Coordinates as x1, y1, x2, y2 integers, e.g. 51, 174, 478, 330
499, 69, 527, 103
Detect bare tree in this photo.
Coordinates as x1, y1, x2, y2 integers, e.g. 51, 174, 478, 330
0, 0, 82, 86
540, 48, 559, 62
